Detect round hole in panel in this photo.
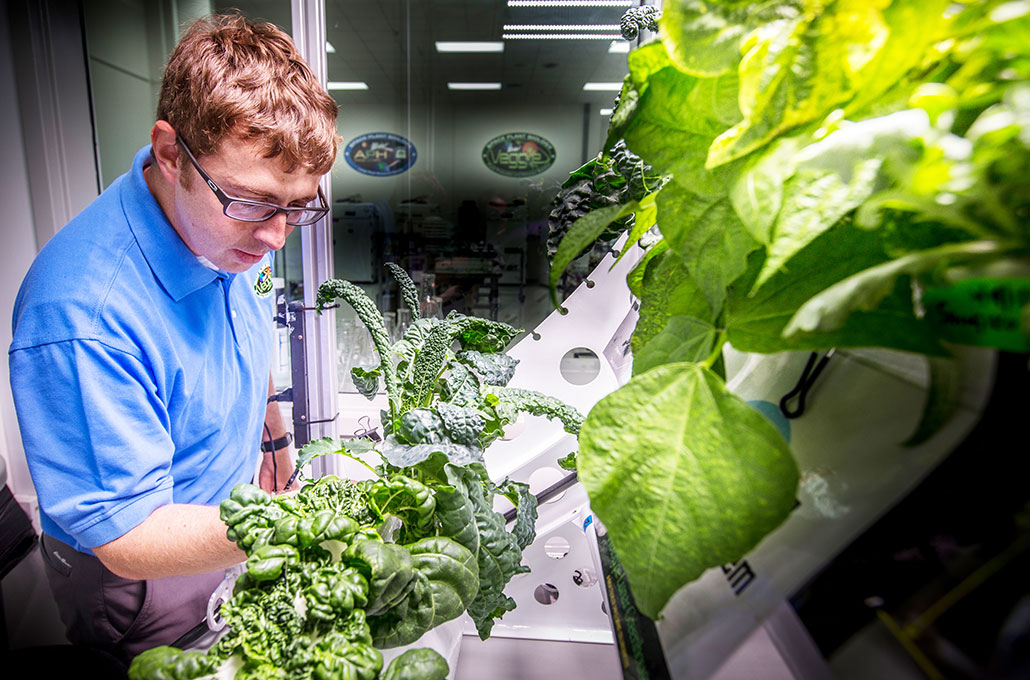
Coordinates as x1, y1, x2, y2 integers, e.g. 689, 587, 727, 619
544, 536, 570, 560
560, 347, 600, 386
528, 466, 566, 503
534, 583, 559, 605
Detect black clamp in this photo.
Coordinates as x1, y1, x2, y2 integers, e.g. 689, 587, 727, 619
779, 349, 835, 419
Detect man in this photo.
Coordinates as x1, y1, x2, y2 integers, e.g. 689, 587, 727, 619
8, 14, 338, 663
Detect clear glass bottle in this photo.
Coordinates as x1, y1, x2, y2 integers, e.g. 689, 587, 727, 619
420, 272, 443, 319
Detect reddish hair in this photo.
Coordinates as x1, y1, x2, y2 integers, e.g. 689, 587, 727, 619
157, 13, 339, 174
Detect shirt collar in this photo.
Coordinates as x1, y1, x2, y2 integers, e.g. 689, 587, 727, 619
121, 145, 224, 301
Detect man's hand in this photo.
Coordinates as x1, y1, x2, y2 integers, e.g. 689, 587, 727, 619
259, 446, 295, 494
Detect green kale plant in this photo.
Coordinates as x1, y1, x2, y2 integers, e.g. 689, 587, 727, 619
547, 0, 1030, 621
127, 262, 584, 680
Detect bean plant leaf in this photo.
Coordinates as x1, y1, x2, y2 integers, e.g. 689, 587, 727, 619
726, 220, 946, 356
578, 362, 799, 619
631, 247, 714, 352
784, 240, 1007, 338
657, 181, 760, 315
707, 4, 892, 167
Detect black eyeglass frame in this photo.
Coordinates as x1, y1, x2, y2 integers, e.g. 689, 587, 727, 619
177, 136, 329, 227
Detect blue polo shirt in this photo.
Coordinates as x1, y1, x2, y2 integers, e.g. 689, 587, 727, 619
9, 145, 275, 554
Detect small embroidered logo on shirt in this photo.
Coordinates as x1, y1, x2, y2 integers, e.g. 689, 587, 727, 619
254, 264, 273, 298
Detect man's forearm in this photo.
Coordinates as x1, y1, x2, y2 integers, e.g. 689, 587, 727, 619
92, 503, 244, 580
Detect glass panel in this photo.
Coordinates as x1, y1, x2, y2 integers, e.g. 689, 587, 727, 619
325, 0, 631, 394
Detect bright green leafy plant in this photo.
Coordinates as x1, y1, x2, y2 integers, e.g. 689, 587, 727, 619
549, 0, 1030, 620
130, 267, 583, 678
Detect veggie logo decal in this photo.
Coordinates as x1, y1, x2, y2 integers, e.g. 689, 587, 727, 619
344, 133, 417, 177
253, 264, 273, 298
482, 132, 556, 177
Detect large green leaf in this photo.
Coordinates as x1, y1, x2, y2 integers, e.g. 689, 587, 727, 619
725, 219, 945, 355
783, 239, 1007, 337
578, 363, 799, 619
633, 317, 719, 376
657, 181, 760, 315
659, 0, 799, 78
755, 160, 883, 289
631, 248, 718, 375
631, 247, 714, 352
708, 2, 892, 167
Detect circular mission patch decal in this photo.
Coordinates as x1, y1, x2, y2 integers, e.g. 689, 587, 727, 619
481, 132, 556, 177
344, 133, 417, 177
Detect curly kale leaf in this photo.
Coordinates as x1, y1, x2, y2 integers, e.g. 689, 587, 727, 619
434, 402, 485, 447
547, 139, 667, 263
317, 279, 400, 421
351, 364, 381, 400
386, 262, 421, 321
444, 311, 522, 352
440, 464, 529, 640
439, 363, 481, 406
381, 648, 449, 680
379, 435, 485, 469
488, 387, 584, 436
456, 350, 519, 386
495, 478, 538, 552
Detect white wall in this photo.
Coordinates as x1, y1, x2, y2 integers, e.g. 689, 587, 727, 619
0, 0, 46, 508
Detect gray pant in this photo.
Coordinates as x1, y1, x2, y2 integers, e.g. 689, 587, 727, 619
39, 534, 225, 664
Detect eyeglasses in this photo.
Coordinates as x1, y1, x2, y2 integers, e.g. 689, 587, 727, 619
177, 136, 329, 226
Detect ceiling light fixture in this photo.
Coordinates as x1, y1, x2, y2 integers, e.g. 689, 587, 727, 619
608, 40, 630, 53
326, 42, 336, 53
600, 108, 613, 115
448, 82, 503, 90
503, 33, 624, 40
583, 82, 624, 90
502, 24, 621, 31
327, 81, 369, 90
435, 41, 505, 53
508, 0, 633, 6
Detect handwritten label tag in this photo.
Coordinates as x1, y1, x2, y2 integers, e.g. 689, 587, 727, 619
924, 278, 1030, 352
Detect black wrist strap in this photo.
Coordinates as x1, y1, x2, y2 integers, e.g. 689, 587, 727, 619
261, 432, 293, 453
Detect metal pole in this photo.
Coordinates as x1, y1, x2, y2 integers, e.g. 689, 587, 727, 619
290, 0, 339, 474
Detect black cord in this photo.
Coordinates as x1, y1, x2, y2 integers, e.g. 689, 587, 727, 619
263, 421, 277, 493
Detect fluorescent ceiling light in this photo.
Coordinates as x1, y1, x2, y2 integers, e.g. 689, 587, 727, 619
609, 40, 630, 53
436, 41, 504, 53
503, 33, 623, 40
508, 1, 633, 6
583, 82, 624, 91
600, 108, 613, 115
503, 24, 621, 31
327, 81, 369, 90
326, 42, 336, 53
448, 82, 502, 90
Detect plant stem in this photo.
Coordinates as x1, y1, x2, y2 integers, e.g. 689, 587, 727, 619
702, 332, 728, 370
